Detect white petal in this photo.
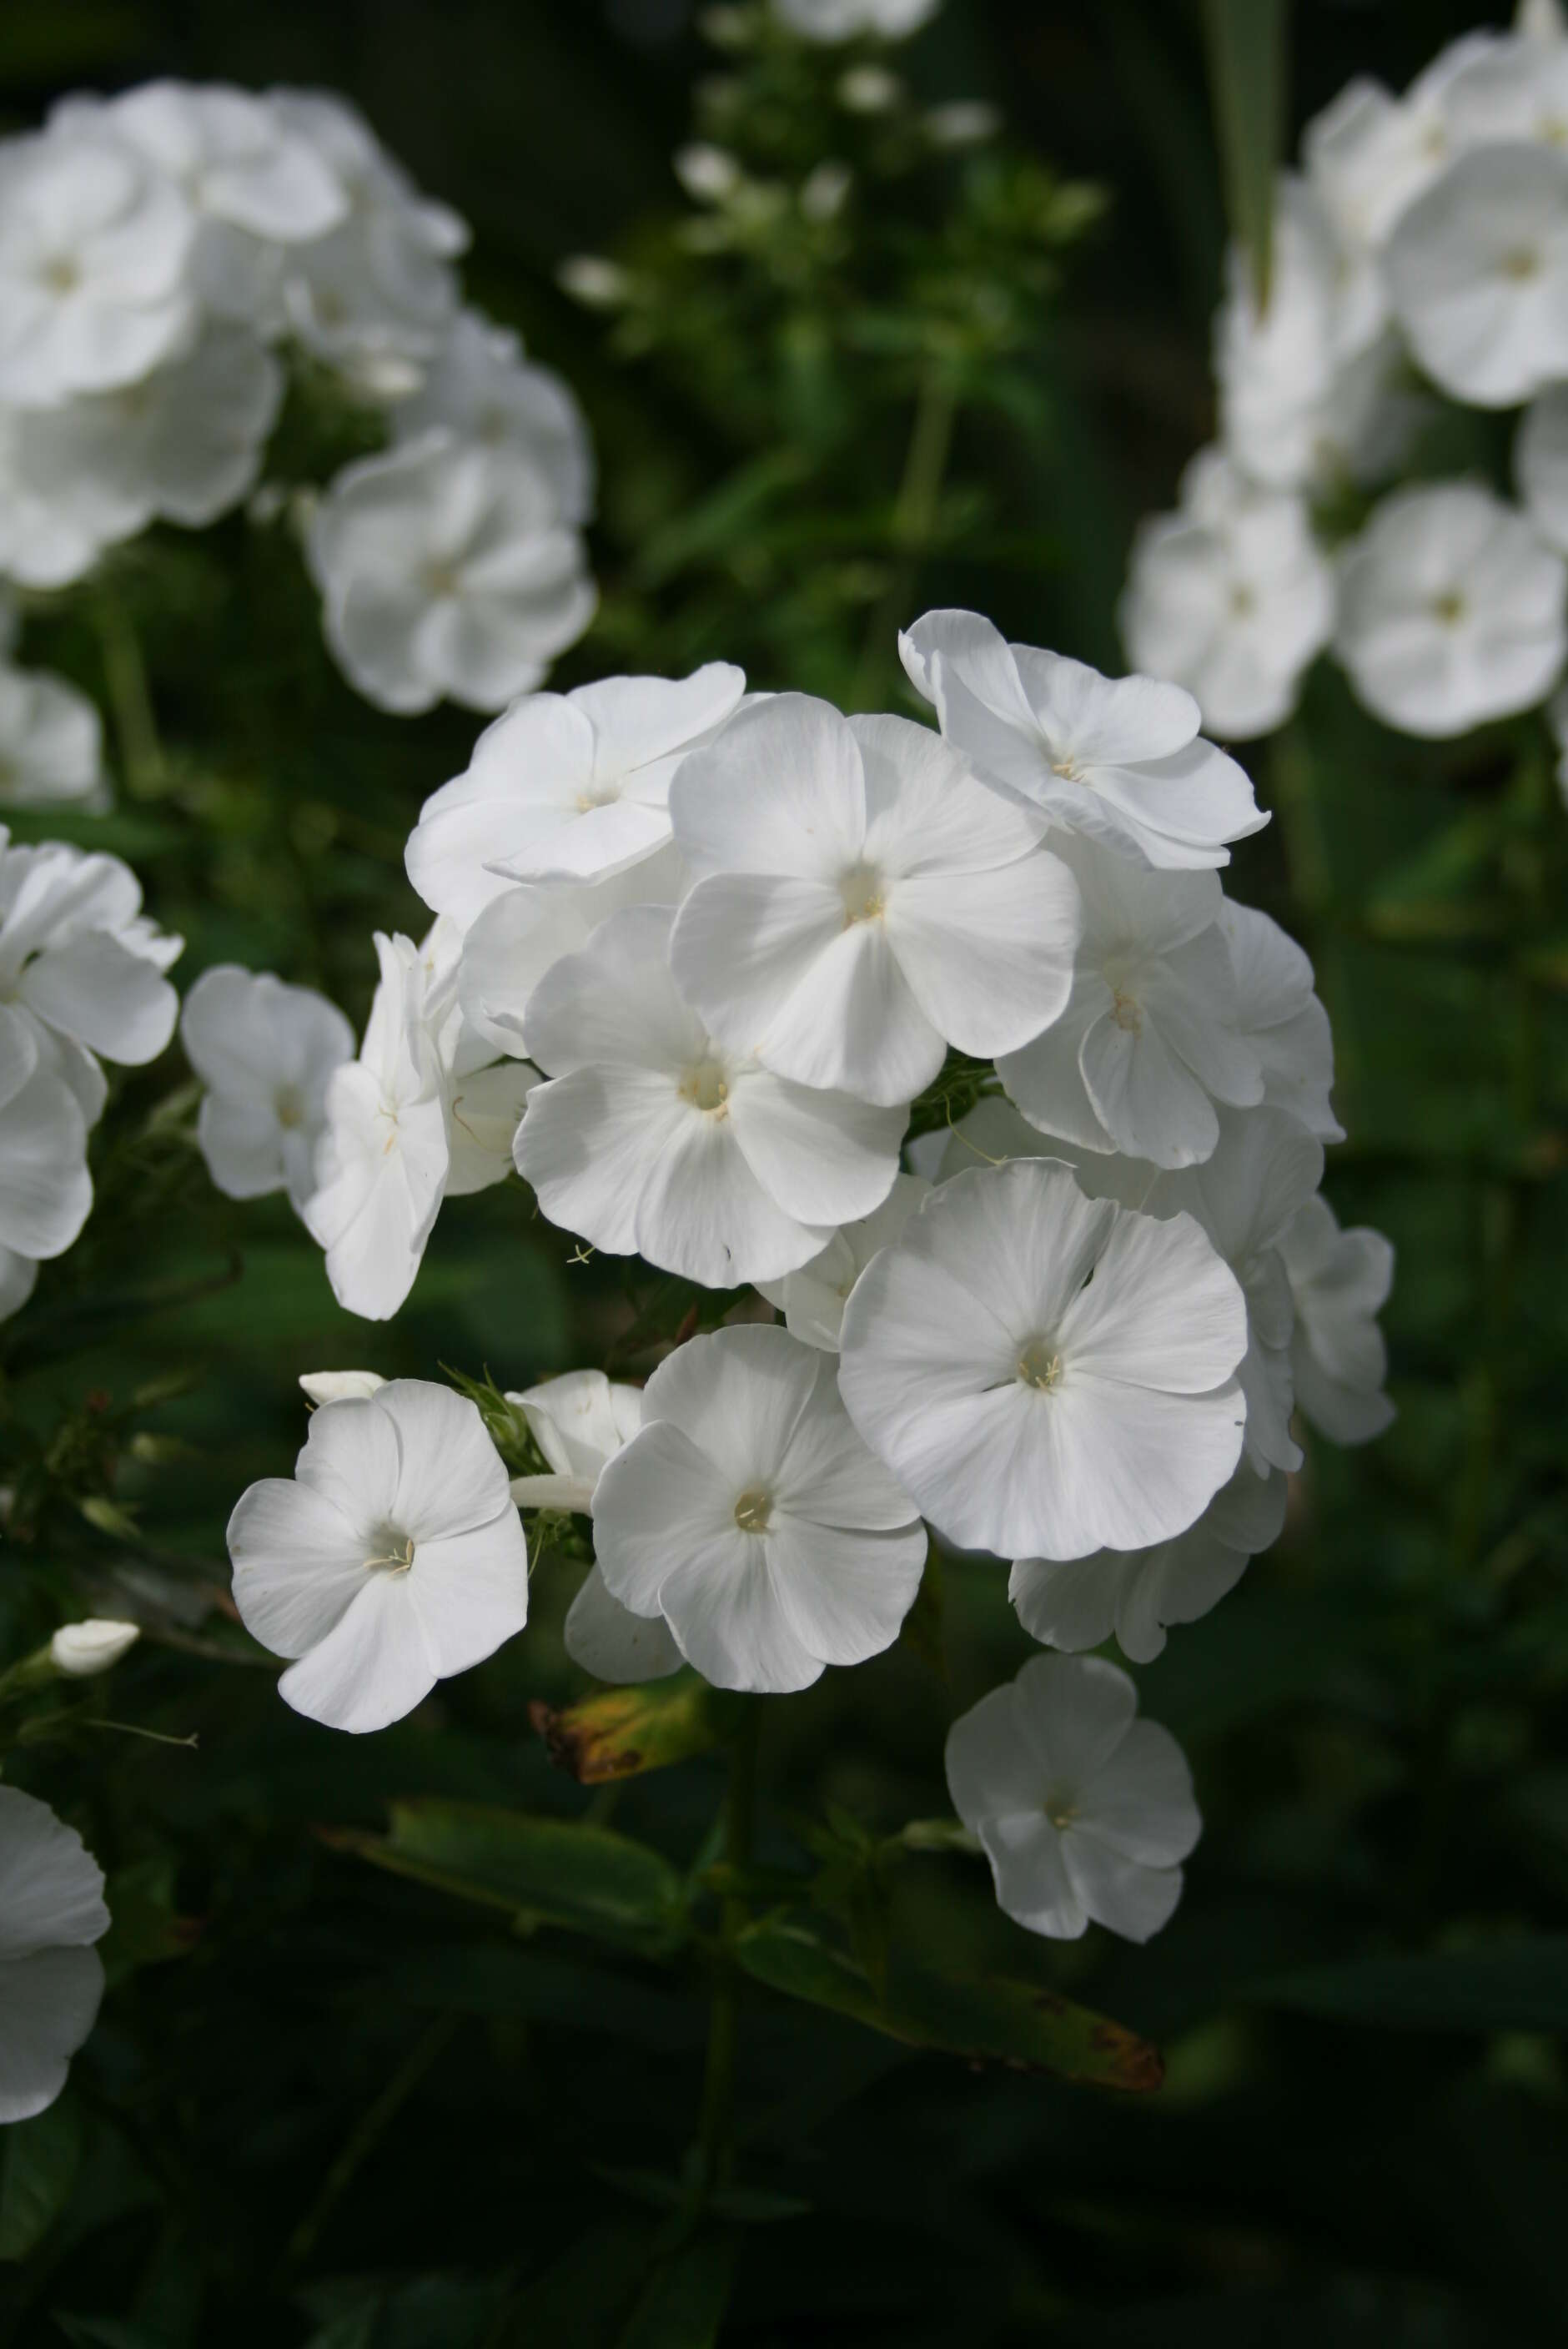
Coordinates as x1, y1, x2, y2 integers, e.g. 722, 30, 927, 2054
766, 1513, 926, 1668
1058, 1832, 1184, 1943
278, 1575, 438, 1733
20, 931, 177, 1064
0, 1946, 104, 2123
227, 1475, 369, 1657
564, 1565, 683, 1683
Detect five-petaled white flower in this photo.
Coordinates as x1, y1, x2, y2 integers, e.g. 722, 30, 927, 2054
837, 1159, 1248, 1561
181, 964, 355, 1214
1386, 144, 1568, 408
668, 697, 1081, 1107
227, 1377, 529, 1733
0, 1785, 110, 2123
900, 609, 1266, 871
592, 1324, 926, 1693
514, 903, 904, 1288
945, 1652, 1199, 1943
1278, 1195, 1396, 1445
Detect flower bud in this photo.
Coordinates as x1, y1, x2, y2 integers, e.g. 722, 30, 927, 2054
299, 1371, 387, 1406
50, 1620, 140, 1678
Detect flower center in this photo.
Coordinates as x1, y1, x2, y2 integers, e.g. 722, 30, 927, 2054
425, 558, 462, 598
1045, 1796, 1078, 1830
575, 777, 623, 812
1431, 589, 1466, 627
363, 1527, 415, 1574
274, 1084, 305, 1129
733, 1486, 772, 1533
1111, 985, 1143, 1034
1016, 1339, 1062, 1393
679, 1059, 730, 1116
1500, 244, 1543, 281
1228, 583, 1256, 619
839, 863, 886, 925
42, 254, 80, 294
1051, 754, 1081, 781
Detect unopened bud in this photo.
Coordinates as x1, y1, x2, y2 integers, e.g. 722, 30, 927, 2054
50, 1619, 140, 1678
299, 1371, 387, 1406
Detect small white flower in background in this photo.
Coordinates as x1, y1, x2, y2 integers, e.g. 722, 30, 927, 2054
945, 1653, 1199, 1944
0, 1786, 110, 2123
925, 103, 1001, 148
508, 1369, 682, 1685
456, 847, 684, 1061
1517, 385, 1568, 557
408, 666, 744, 922
180, 965, 355, 1213
392, 309, 595, 526
669, 697, 1081, 1107
1278, 1195, 1396, 1446
1120, 448, 1335, 742
799, 161, 852, 224
556, 255, 632, 310
0, 665, 108, 810
0, 832, 182, 1082
0, 119, 195, 409
1010, 1462, 1286, 1667
50, 1618, 140, 1677
515, 903, 904, 1287
838, 67, 902, 113
592, 1324, 926, 1694
838, 1159, 1247, 1561
996, 836, 1262, 1170
1385, 144, 1568, 408
306, 430, 596, 717
900, 610, 1266, 872
0, 400, 147, 590
227, 1377, 528, 1733
771, 0, 940, 39
675, 143, 743, 204
1334, 481, 1567, 739
757, 1171, 929, 1351
299, 1370, 386, 1406
1219, 899, 1343, 1144
1442, 28, 1568, 155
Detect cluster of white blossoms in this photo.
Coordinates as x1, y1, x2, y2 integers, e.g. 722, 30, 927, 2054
0, 827, 180, 1320
0, 81, 595, 723
1122, 0, 1568, 746
214, 606, 1395, 1952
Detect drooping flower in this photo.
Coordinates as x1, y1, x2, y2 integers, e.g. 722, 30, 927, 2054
668, 697, 1081, 1107
1119, 449, 1335, 741
900, 610, 1266, 871
1385, 144, 1568, 408
394, 309, 595, 526
227, 1378, 529, 1733
407, 666, 744, 923
1010, 1461, 1286, 1665
515, 903, 903, 1287
0, 664, 108, 810
996, 834, 1262, 1170
1517, 384, 1568, 557
1334, 481, 1567, 738
1277, 1195, 1396, 1445
0, 1785, 110, 2124
508, 1369, 681, 1684
945, 1653, 1199, 1943
837, 1159, 1248, 1560
592, 1324, 926, 1694
307, 430, 596, 717
757, 1172, 930, 1351
0, 119, 195, 408
180, 964, 355, 1213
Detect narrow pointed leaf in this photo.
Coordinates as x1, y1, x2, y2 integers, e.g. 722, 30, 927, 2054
1202, 0, 1289, 306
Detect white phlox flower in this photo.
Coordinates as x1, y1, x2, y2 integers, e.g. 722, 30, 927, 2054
772, 0, 941, 39
0, 119, 195, 409
1443, 31, 1568, 157
393, 309, 595, 526
1517, 385, 1568, 557
180, 964, 355, 1213
0, 1786, 110, 2123
1219, 899, 1342, 1143
1385, 143, 1568, 407
1334, 481, 1567, 738
0, 665, 108, 810
668, 695, 1082, 1106
1120, 448, 1335, 742
307, 430, 596, 717
408, 666, 745, 922
899, 609, 1266, 871
456, 847, 685, 1061
945, 1653, 1199, 1943
591, 1323, 927, 1694
1010, 1461, 1287, 1666
514, 903, 904, 1286
756, 1172, 930, 1351
0, 832, 181, 1084
1277, 1195, 1396, 1446
996, 834, 1263, 1170
228, 1378, 529, 1733
837, 1158, 1248, 1561
507, 1369, 682, 1684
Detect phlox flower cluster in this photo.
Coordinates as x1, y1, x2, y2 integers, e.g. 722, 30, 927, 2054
0, 80, 595, 732
216, 605, 1395, 1958
1122, 0, 1568, 748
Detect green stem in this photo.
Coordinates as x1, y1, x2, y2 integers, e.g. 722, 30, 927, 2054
96, 597, 166, 798
852, 370, 957, 710
695, 1697, 761, 2195
284, 2011, 459, 2271
1269, 720, 1362, 1129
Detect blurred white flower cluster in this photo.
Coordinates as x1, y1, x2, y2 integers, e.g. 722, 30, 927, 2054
0, 81, 595, 725
1122, 1, 1568, 746
211, 609, 1395, 1952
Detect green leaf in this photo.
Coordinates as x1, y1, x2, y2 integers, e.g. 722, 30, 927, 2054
1201, 0, 1289, 305
0, 2094, 83, 2261
734, 1919, 1163, 2093
529, 1673, 729, 1785
1252, 1939, 1568, 2032
330, 1798, 688, 1956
